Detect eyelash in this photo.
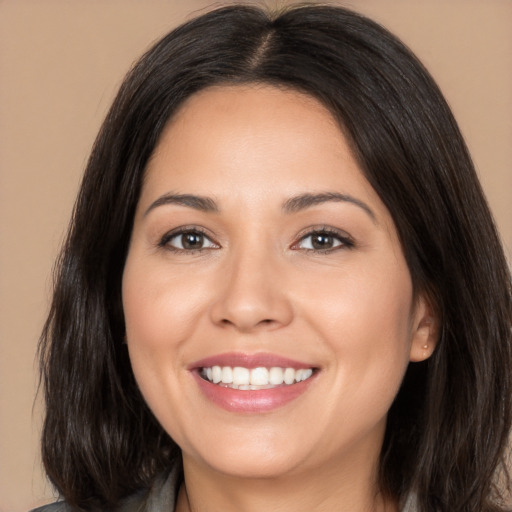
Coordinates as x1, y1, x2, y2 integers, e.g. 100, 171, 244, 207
158, 226, 354, 254
158, 226, 218, 254
292, 227, 355, 253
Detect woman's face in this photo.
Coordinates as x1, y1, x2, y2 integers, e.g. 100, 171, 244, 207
122, 85, 433, 481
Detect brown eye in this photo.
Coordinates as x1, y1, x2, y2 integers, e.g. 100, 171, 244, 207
295, 230, 353, 252
310, 233, 336, 250
164, 230, 217, 251
181, 232, 205, 249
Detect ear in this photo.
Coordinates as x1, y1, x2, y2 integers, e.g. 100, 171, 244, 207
409, 295, 439, 362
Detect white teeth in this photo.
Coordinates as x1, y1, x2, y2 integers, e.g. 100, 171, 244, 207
221, 366, 233, 384
250, 367, 269, 385
233, 367, 250, 386
269, 367, 284, 385
212, 366, 222, 384
294, 368, 313, 382
283, 367, 295, 385
201, 365, 314, 388
302, 368, 313, 380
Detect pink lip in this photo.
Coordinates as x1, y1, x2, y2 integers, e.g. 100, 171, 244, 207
189, 352, 318, 414
192, 371, 316, 413
189, 352, 314, 370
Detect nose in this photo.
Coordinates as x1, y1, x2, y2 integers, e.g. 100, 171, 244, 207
209, 245, 294, 333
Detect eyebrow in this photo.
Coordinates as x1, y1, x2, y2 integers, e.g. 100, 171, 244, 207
282, 192, 376, 221
144, 191, 375, 221
144, 193, 219, 216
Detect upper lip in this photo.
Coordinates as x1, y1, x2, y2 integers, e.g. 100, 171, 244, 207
189, 352, 317, 370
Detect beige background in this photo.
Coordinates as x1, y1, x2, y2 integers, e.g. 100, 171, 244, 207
0, 1, 511, 510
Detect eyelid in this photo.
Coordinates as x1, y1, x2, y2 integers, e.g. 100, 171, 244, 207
156, 224, 353, 254
291, 226, 355, 252
158, 225, 220, 252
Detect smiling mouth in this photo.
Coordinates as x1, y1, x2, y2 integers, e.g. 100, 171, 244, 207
199, 366, 315, 390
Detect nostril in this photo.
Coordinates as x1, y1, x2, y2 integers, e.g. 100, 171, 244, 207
221, 318, 272, 324
218, 317, 277, 331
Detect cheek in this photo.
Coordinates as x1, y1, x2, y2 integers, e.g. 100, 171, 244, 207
303, 262, 412, 333
122, 254, 210, 352
121, 252, 212, 419
298, 255, 414, 388
121, 254, 206, 437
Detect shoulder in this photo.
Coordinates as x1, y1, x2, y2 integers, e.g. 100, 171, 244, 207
400, 492, 418, 512
29, 465, 181, 512
29, 492, 146, 512
30, 504, 70, 512
29, 491, 148, 512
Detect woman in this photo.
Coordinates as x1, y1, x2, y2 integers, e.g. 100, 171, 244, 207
36, 4, 512, 512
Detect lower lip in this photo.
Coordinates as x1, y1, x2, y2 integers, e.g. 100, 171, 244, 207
192, 372, 316, 413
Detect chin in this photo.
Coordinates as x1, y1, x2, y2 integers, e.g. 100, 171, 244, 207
184, 431, 311, 480
202, 454, 304, 480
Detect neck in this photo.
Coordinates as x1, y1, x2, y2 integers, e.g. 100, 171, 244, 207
176, 453, 398, 512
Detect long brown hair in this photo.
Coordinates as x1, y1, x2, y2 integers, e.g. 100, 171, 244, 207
40, 4, 512, 510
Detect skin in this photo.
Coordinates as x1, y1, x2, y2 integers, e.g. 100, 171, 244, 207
122, 85, 437, 512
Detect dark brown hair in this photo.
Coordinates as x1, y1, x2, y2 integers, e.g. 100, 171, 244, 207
39, 4, 512, 511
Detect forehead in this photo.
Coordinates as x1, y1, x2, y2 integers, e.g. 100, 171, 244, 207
151, 84, 344, 168
141, 84, 384, 218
